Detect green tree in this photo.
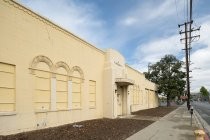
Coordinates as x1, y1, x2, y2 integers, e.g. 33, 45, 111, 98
200, 86, 209, 97
144, 55, 186, 106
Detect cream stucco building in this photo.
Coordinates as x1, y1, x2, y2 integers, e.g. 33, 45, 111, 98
0, 0, 159, 135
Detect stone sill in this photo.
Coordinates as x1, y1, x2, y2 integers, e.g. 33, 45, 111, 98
89, 107, 96, 109
0, 112, 17, 116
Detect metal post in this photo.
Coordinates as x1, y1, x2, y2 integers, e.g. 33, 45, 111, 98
184, 22, 190, 110
190, 106, 193, 126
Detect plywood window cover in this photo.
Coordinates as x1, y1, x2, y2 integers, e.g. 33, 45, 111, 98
89, 80, 96, 108
0, 62, 16, 113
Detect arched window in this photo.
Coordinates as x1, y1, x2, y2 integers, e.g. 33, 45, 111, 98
70, 66, 84, 109
54, 61, 70, 110
31, 55, 53, 111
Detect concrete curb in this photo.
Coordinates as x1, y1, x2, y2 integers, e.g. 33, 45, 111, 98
193, 109, 210, 137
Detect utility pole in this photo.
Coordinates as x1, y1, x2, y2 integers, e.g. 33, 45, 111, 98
184, 22, 190, 110
188, 0, 193, 61
148, 62, 151, 73
178, 0, 200, 110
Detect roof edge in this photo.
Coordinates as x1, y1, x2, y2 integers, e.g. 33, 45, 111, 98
125, 64, 144, 76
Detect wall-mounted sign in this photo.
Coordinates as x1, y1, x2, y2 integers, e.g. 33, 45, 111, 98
114, 61, 122, 67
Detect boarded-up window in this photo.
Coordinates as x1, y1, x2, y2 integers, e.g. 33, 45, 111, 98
129, 85, 140, 105
34, 68, 51, 111
72, 76, 81, 109
56, 72, 68, 110
150, 90, 155, 107
129, 86, 133, 104
145, 89, 149, 105
0, 62, 15, 112
140, 90, 143, 105
131, 85, 140, 105
89, 80, 96, 108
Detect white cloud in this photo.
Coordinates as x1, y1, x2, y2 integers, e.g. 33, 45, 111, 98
132, 35, 183, 72
123, 17, 137, 26
120, 0, 184, 27
19, 0, 210, 92
132, 16, 210, 92
189, 18, 210, 92
20, 0, 108, 48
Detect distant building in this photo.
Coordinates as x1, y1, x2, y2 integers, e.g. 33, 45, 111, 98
0, 0, 159, 135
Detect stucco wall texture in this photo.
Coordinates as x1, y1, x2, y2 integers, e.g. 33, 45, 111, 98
0, 0, 159, 135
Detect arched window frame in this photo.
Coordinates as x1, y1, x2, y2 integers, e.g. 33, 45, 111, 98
30, 55, 54, 74
30, 55, 53, 111
54, 61, 71, 110
70, 66, 84, 109
70, 66, 84, 82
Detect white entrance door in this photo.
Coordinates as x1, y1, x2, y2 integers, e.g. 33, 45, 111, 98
117, 86, 123, 116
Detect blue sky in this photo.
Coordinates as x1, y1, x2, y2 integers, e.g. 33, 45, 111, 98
19, 0, 210, 92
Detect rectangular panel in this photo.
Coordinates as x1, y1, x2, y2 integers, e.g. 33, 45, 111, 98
72, 102, 81, 108
56, 80, 67, 91
89, 101, 96, 107
0, 63, 15, 73
89, 85, 96, 93
35, 77, 50, 90
34, 102, 50, 110
0, 72, 15, 88
34, 90, 50, 102
134, 94, 137, 104
72, 77, 81, 83
0, 103, 15, 112
0, 88, 15, 103
130, 86, 134, 94
56, 74, 67, 81
89, 93, 95, 102
56, 92, 68, 102
72, 83, 81, 92
56, 103, 68, 110
35, 70, 51, 78
130, 94, 133, 104
72, 93, 81, 102
89, 81, 96, 86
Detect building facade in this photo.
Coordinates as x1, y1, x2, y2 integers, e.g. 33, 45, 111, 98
0, 0, 159, 135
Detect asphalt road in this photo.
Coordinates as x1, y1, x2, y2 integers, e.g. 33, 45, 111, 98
192, 101, 210, 125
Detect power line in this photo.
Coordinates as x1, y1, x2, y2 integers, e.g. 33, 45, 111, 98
184, 0, 186, 22
187, 0, 189, 22
174, 0, 183, 24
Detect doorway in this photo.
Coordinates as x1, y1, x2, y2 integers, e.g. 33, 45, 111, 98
117, 86, 123, 116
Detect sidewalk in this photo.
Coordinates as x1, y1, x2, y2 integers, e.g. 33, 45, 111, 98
126, 105, 198, 140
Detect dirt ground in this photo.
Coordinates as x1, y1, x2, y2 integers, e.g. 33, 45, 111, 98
132, 106, 177, 117
0, 106, 177, 140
